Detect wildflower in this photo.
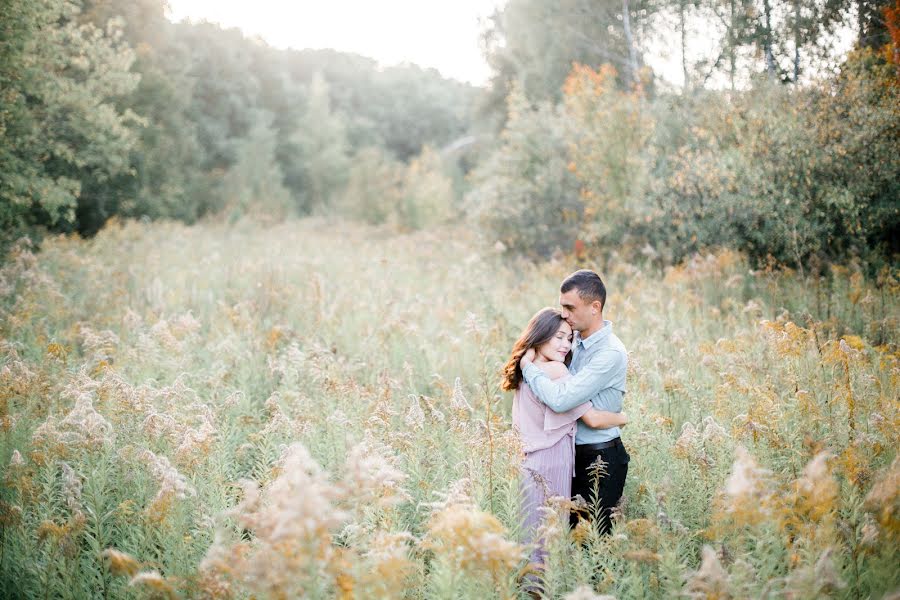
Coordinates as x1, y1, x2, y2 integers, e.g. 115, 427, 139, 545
0, 501, 22, 527
60, 462, 83, 516
342, 441, 408, 508
684, 545, 731, 599
46, 342, 68, 362
174, 412, 216, 466
463, 311, 486, 336
170, 311, 201, 337
362, 531, 416, 594
563, 585, 617, 600
784, 547, 845, 597
421, 478, 521, 574
215, 442, 347, 597
139, 450, 196, 518
760, 320, 811, 357
793, 452, 837, 523
572, 510, 594, 544
78, 325, 119, 362
142, 411, 181, 441
32, 392, 114, 453
9, 449, 24, 468
424, 501, 523, 575
102, 548, 141, 577
122, 308, 143, 330
403, 396, 425, 430
721, 447, 772, 526
149, 319, 181, 352
860, 515, 880, 549
624, 518, 660, 548
864, 455, 900, 541
129, 571, 177, 599
673, 422, 698, 458
327, 409, 352, 427
742, 299, 762, 315
450, 377, 473, 411
624, 549, 662, 564
701, 416, 728, 443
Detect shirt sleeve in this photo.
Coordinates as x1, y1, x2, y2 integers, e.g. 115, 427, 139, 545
522, 350, 626, 413
543, 401, 591, 431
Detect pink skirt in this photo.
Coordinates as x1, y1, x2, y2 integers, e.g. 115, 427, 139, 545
520, 433, 574, 565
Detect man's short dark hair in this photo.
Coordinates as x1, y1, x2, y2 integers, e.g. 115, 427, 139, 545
561, 269, 606, 309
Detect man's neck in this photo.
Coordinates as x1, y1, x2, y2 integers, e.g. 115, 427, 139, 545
579, 317, 605, 340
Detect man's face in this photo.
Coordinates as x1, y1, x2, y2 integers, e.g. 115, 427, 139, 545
559, 288, 598, 334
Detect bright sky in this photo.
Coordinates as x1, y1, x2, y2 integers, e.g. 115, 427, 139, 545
166, 0, 506, 86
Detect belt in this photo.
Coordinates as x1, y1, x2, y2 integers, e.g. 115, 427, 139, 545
578, 438, 622, 451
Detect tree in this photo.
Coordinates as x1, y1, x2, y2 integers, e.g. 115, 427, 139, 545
291, 73, 350, 213
0, 0, 140, 249
482, 0, 657, 108
220, 113, 292, 221
78, 0, 210, 227
466, 86, 582, 257
563, 64, 655, 245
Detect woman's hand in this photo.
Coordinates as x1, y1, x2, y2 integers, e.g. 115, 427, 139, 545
519, 348, 536, 369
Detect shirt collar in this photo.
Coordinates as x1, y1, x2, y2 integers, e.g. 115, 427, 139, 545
576, 320, 612, 349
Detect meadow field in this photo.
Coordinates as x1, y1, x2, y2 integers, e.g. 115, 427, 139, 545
0, 218, 897, 599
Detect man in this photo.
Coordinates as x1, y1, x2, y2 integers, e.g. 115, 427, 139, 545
519, 269, 629, 533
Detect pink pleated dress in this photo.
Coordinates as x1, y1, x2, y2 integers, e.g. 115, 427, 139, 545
512, 376, 591, 564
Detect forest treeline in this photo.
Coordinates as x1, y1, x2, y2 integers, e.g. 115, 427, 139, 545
1, 0, 898, 268
0, 0, 478, 239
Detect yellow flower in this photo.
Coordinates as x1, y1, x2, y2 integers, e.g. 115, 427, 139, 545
102, 548, 141, 577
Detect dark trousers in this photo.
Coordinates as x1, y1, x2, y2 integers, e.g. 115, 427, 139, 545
571, 438, 630, 534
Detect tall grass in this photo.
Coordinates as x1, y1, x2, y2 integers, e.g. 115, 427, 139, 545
1, 218, 897, 598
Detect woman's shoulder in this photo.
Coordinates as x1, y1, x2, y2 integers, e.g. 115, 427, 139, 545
535, 360, 569, 380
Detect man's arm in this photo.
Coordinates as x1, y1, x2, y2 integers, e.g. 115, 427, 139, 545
581, 409, 628, 429
522, 349, 625, 413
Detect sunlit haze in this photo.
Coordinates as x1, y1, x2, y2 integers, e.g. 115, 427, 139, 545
166, 0, 506, 85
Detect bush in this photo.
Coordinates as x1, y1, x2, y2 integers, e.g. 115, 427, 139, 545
465, 87, 582, 257
563, 64, 655, 246
397, 146, 457, 230
649, 51, 899, 267
473, 57, 899, 266
335, 147, 404, 225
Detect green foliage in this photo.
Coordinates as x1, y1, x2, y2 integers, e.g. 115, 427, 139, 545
0, 220, 897, 598
466, 88, 582, 257
0, 0, 140, 251
473, 53, 899, 266
483, 0, 654, 109
285, 50, 478, 161
563, 64, 655, 245
291, 73, 350, 213
397, 146, 457, 230
336, 147, 404, 225
220, 114, 293, 221
648, 50, 900, 265
336, 146, 457, 231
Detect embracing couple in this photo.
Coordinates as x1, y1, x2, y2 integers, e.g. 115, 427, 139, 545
502, 269, 630, 563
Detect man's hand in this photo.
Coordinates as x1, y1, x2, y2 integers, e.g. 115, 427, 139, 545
519, 348, 536, 369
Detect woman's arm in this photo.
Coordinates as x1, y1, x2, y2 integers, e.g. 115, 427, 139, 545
580, 409, 628, 429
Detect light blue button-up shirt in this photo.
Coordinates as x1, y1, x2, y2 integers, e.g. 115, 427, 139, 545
522, 320, 627, 444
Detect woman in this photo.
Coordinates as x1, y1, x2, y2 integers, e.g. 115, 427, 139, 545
501, 308, 628, 567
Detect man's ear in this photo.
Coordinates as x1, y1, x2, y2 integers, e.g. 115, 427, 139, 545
593, 300, 603, 314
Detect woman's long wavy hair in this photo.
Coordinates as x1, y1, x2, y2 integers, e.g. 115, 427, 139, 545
501, 307, 570, 391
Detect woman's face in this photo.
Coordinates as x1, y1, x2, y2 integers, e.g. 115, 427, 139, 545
536, 320, 573, 362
